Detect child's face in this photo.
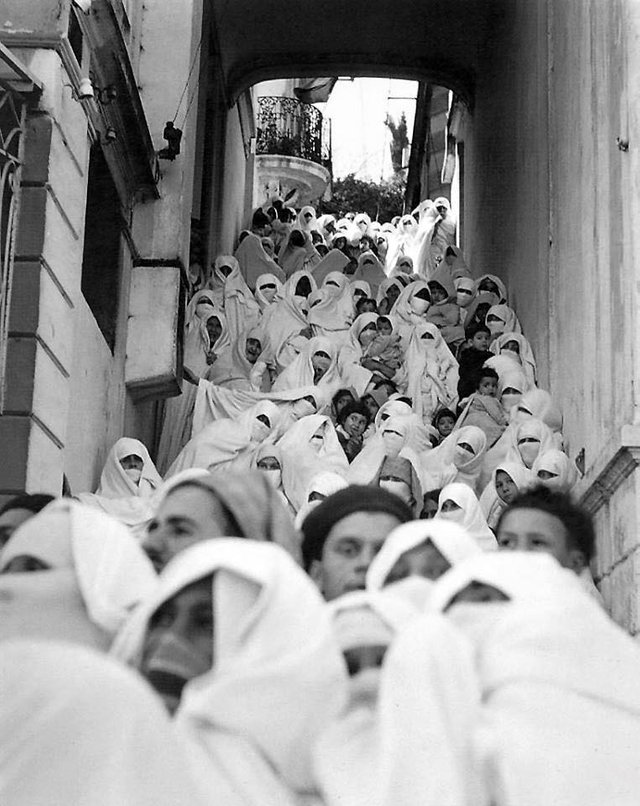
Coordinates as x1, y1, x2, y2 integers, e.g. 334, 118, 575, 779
428, 283, 447, 303
472, 331, 490, 351
344, 412, 368, 438
245, 338, 262, 364
495, 470, 518, 504
359, 300, 377, 314
377, 320, 393, 337
478, 376, 498, 397
437, 415, 455, 437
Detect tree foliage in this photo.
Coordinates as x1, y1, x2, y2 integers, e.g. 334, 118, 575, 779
319, 173, 406, 223
384, 112, 409, 174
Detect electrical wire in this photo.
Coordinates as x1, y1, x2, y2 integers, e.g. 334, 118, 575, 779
171, 34, 203, 124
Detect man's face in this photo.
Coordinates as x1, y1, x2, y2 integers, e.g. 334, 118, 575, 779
310, 512, 400, 600
496, 507, 584, 571
0, 508, 34, 550
143, 486, 236, 572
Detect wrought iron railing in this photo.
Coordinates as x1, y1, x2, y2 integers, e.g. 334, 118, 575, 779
256, 96, 332, 171
0, 87, 25, 409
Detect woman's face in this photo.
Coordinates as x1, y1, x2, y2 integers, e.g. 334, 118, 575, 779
379, 477, 412, 505
143, 486, 238, 572
312, 350, 332, 380
478, 279, 500, 297
219, 264, 233, 278
140, 576, 214, 715
206, 316, 222, 345
386, 285, 401, 305
518, 437, 541, 468
259, 283, 277, 304
382, 428, 404, 457
359, 323, 377, 347
385, 539, 451, 584
245, 338, 262, 364
309, 425, 326, 452
495, 470, 518, 504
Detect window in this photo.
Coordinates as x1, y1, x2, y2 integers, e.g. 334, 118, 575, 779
81, 146, 122, 353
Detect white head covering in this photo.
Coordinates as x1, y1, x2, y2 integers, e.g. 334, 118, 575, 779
486, 303, 523, 338
475, 273, 508, 303
0, 640, 206, 806
95, 437, 162, 499
531, 448, 578, 493
307, 272, 354, 334
296, 204, 319, 233
347, 415, 423, 488
254, 272, 284, 310
478, 459, 536, 529
183, 301, 231, 378
427, 551, 640, 805
115, 539, 348, 805
279, 414, 348, 510
389, 280, 431, 345
271, 336, 341, 394
337, 313, 378, 396
0, 499, 157, 647
504, 417, 556, 470
403, 323, 459, 421
167, 400, 281, 477
311, 249, 350, 285
234, 232, 285, 289
490, 331, 537, 386
261, 269, 316, 362
436, 483, 497, 550
294, 471, 349, 529
312, 590, 419, 806
366, 518, 483, 591
352, 251, 387, 297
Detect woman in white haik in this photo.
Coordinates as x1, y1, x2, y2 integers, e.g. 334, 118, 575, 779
0, 640, 205, 806
77, 436, 162, 535
113, 538, 348, 806
0, 499, 156, 651
376, 551, 640, 806
366, 518, 482, 593
312, 590, 418, 806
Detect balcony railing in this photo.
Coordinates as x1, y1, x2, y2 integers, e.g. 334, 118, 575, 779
256, 96, 332, 172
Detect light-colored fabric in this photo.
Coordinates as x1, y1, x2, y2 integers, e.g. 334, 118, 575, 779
436, 483, 497, 550
307, 272, 355, 336
421, 425, 488, 494
389, 280, 432, 348
77, 437, 162, 531
272, 336, 341, 394
337, 313, 378, 396
375, 613, 486, 806
234, 232, 285, 289
114, 539, 347, 806
348, 415, 423, 488
531, 448, 578, 493
475, 273, 508, 304
478, 460, 536, 529
160, 471, 301, 562
490, 331, 537, 388
366, 518, 482, 591
294, 472, 350, 529
0, 500, 157, 647
503, 417, 557, 470
167, 400, 281, 477
205, 258, 235, 306
223, 258, 262, 344
261, 270, 316, 365
0, 640, 205, 806
486, 303, 523, 337
184, 303, 231, 378
312, 590, 419, 806
401, 323, 459, 422
279, 415, 349, 511
353, 251, 387, 297
427, 552, 640, 806
311, 249, 350, 285
205, 323, 268, 391
254, 272, 284, 310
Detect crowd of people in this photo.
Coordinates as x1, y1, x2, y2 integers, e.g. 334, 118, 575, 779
1, 197, 640, 804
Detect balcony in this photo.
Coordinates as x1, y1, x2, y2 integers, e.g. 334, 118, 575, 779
254, 96, 332, 207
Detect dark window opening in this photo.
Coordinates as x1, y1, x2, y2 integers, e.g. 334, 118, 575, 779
81, 146, 121, 353
68, 11, 84, 66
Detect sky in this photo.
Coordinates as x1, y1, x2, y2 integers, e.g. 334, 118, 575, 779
319, 77, 418, 182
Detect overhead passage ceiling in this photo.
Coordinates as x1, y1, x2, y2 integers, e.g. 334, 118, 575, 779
210, 0, 502, 108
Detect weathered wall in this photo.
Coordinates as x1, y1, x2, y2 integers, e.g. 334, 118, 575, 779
463, 0, 640, 627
